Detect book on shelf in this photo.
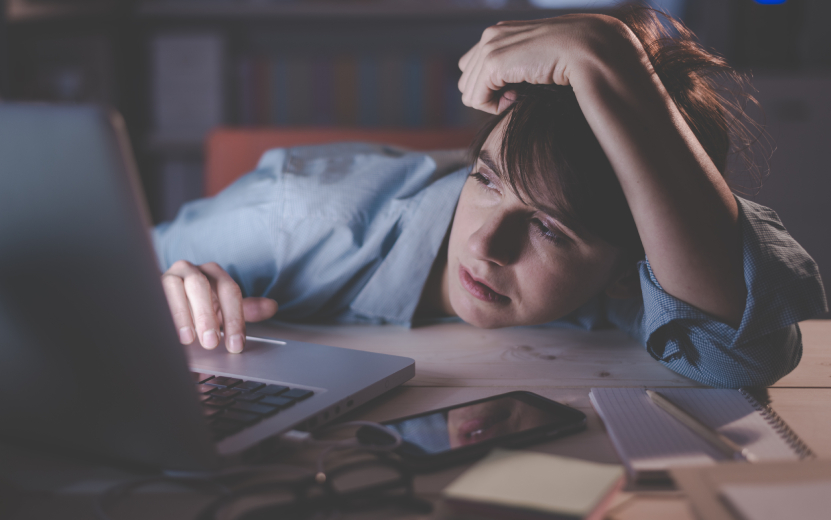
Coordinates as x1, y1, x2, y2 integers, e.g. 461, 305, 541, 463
234, 51, 482, 129
152, 32, 224, 145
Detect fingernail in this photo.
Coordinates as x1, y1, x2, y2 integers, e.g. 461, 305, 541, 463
229, 334, 244, 354
202, 329, 219, 349
178, 326, 194, 344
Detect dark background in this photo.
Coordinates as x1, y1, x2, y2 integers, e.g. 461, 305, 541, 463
1, 0, 829, 303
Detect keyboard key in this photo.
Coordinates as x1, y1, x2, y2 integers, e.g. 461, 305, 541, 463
261, 385, 289, 396
219, 410, 260, 425
232, 402, 280, 416
235, 391, 266, 402
283, 389, 314, 401
204, 397, 235, 408
236, 381, 265, 392
211, 388, 241, 399
204, 376, 242, 388
259, 396, 294, 409
196, 384, 217, 395
192, 373, 215, 384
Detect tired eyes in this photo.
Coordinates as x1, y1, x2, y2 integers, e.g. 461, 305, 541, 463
530, 218, 561, 244
470, 171, 495, 189
469, 171, 564, 246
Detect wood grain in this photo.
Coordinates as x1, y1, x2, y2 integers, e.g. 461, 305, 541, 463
247, 321, 701, 388
249, 319, 831, 388
3, 319, 827, 520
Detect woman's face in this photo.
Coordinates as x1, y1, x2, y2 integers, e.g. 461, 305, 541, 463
445, 122, 623, 328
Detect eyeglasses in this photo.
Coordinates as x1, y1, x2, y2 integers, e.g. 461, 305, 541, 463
94, 421, 419, 520
194, 455, 433, 520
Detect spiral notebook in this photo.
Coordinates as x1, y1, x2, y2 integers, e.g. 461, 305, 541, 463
589, 387, 814, 482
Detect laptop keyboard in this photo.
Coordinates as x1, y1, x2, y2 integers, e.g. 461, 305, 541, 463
192, 372, 314, 441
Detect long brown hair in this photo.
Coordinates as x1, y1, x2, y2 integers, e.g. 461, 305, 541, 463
467, 5, 763, 263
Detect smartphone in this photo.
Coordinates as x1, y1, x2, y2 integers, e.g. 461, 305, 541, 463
376, 391, 586, 471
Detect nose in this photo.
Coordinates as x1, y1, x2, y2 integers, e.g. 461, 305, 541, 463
467, 210, 524, 266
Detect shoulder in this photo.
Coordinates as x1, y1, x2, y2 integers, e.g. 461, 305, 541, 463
256, 143, 469, 220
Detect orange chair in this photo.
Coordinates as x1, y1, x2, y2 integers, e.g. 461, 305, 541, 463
204, 127, 479, 197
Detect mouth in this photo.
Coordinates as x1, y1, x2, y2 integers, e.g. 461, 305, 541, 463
459, 266, 510, 304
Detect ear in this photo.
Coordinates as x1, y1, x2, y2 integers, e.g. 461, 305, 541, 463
605, 262, 641, 299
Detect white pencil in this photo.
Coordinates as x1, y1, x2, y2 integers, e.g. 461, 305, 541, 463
646, 389, 759, 462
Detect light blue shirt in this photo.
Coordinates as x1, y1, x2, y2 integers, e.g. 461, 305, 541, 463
153, 143, 828, 388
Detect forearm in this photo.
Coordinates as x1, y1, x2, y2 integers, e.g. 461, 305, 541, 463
569, 18, 746, 326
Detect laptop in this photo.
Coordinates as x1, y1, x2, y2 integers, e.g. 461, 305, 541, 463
0, 103, 415, 471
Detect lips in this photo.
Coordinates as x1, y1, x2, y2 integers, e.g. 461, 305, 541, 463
455, 408, 512, 446
456, 418, 496, 446
459, 266, 510, 304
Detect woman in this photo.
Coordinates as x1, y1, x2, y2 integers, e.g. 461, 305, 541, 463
153, 7, 827, 388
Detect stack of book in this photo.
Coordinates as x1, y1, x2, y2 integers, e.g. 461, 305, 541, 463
235, 52, 484, 128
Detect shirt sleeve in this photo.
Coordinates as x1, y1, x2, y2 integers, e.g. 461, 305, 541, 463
607, 196, 828, 388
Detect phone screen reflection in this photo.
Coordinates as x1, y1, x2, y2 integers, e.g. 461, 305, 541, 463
386, 396, 564, 455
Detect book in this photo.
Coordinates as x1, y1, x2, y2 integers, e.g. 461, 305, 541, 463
151, 33, 224, 145
442, 449, 625, 520
670, 459, 831, 520
589, 388, 813, 482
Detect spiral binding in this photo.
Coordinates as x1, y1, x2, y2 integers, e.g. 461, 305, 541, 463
738, 388, 816, 460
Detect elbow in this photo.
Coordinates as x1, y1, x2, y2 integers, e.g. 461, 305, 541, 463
727, 324, 803, 388
651, 323, 803, 389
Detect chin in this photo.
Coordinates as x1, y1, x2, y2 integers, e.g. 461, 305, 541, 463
452, 297, 511, 329
461, 316, 504, 329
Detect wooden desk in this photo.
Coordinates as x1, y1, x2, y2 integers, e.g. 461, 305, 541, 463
2, 320, 829, 520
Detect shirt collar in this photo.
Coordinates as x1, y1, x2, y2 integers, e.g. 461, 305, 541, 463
349, 166, 468, 325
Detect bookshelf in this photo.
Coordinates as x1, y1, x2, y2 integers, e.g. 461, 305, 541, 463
3, 1, 573, 221
136, 0, 572, 220
5, 0, 763, 223
138, 1, 580, 149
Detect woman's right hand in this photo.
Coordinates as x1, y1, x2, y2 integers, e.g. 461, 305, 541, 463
161, 260, 279, 353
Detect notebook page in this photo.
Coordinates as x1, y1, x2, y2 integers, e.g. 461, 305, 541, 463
590, 388, 718, 475
658, 388, 799, 461
590, 388, 799, 476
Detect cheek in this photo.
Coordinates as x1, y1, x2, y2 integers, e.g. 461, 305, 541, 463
513, 252, 617, 323
447, 186, 477, 257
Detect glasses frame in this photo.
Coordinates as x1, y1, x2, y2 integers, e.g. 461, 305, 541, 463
195, 454, 433, 520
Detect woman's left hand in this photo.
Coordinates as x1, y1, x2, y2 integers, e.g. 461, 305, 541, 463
457, 14, 627, 114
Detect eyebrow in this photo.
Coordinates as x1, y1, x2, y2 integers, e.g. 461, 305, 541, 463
477, 150, 505, 181
476, 149, 589, 242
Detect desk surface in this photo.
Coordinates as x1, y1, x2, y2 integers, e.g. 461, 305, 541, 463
3, 319, 830, 520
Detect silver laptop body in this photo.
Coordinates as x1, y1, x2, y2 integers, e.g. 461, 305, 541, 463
0, 103, 415, 470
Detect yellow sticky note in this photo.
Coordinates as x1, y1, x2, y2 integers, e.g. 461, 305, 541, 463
443, 449, 624, 517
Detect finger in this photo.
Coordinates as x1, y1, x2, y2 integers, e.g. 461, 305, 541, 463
458, 44, 476, 72
161, 272, 196, 345
471, 47, 507, 114
464, 47, 498, 113
242, 297, 279, 323
497, 89, 517, 113
173, 263, 221, 350
459, 41, 486, 107
201, 262, 246, 354
457, 41, 481, 98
